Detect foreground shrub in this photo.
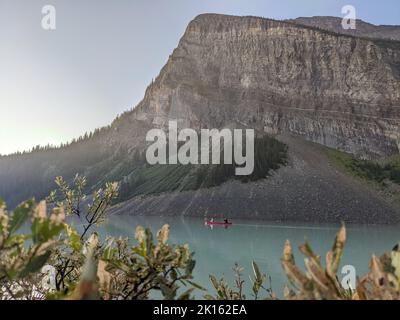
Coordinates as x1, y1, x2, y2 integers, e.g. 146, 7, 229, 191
1, 175, 201, 300
206, 225, 400, 300
281, 225, 400, 300
0, 199, 65, 299
77, 225, 200, 300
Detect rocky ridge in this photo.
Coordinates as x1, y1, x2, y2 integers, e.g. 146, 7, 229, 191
107, 14, 400, 159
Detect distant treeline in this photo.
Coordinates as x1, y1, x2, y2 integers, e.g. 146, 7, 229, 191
0, 126, 114, 208
0, 129, 288, 209
117, 135, 288, 202
1, 126, 111, 158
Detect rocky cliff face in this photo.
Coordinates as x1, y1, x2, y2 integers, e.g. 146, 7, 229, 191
289, 16, 400, 41
109, 14, 400, 158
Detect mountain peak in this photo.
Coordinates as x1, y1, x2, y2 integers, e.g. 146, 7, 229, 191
288, 16, 400, 40
189, 14, 400, 41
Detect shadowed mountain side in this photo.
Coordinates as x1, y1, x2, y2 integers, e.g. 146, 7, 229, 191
109, 134, 400, 224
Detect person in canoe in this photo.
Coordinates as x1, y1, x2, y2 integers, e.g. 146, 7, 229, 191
204, 217, 232, 226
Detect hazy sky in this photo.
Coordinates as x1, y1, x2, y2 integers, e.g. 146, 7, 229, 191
0, 0, 399, 155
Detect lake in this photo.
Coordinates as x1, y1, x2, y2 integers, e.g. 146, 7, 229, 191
91, 216, 400, 298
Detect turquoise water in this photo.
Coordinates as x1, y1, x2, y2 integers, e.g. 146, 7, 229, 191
89, 215, 400, 298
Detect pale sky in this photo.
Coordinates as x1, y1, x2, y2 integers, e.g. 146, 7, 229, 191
0, 0, 399, 155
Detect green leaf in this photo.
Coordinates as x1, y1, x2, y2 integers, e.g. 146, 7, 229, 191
66, 225, 82, 252
10, 200, 34, 234
19, 251, 51, 278
145, 228, 153, 255
102, 239, 115, 260
186, 279, 206, 291
252, 261, 262, 282
391, 245, 400, 279
177, 288, 194, 300
31, 219, 64, 244
170, 268, 178, 281
209, 275, 220, 291
185, 259, 196, 275
159, 283, 177, 299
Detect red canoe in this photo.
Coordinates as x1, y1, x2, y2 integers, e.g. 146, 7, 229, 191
205, 220, 232, 226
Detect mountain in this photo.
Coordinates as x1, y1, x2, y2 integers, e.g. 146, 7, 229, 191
1, 14, 400, 222
105, 14, 400, 159
289, 16, 400, 41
